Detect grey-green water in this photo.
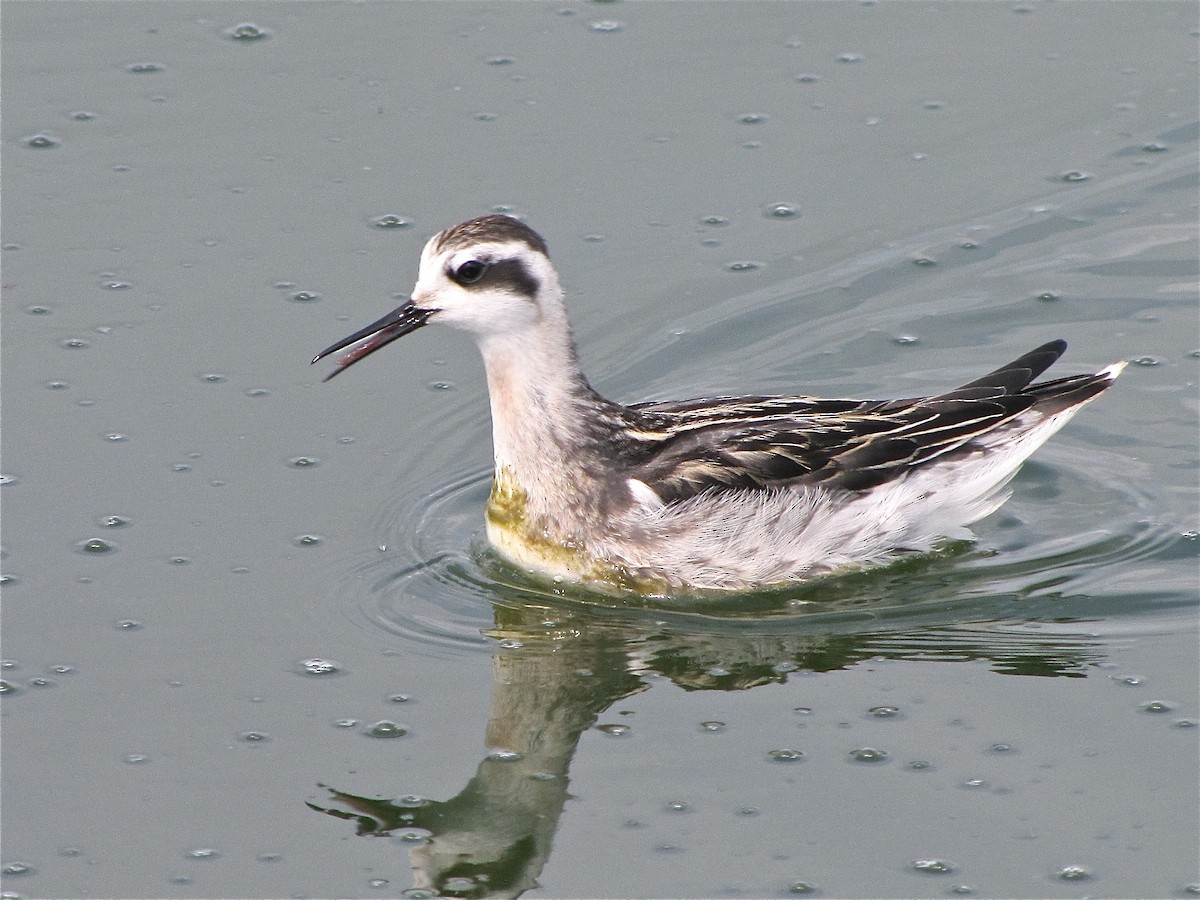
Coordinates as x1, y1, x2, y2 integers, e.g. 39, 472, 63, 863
2, 3, 1197, 898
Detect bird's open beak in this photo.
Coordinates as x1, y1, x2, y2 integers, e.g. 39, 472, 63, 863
311, 300, 432, 381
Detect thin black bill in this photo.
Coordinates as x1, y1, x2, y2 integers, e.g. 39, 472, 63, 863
312, 301, 432, 381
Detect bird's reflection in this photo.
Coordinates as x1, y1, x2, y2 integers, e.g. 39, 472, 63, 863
309, 574, 1112, 898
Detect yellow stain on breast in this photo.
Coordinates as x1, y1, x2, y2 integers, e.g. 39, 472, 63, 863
484, 466, 661, 593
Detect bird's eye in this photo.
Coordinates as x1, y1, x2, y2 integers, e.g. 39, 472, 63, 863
452, 259, 487, 285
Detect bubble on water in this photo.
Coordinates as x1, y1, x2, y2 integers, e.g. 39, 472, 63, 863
1139, 700, 1175, 713
171, 463, 191, 472
427, 380, 456, 391
486, 55, 515, 66
70, 110, 96, 121
588, 19, 624, 32
795, 73, 821, 83
869, 705, 900, 718
75, 537, 117, 555
962, 778, 989, 789
596, 723, 630, 736
665, 800, 691, 813
498, 639, 523, 650
25, 304, 52, 315
116, 619, 144, 631
700, 215, 731, 227
911, 256, 936, 267
402, 890, 438, 900
788, 881, 817, 894
1141, 141, 1169, 153
835, 52, 863, 63
124, 753, 151, 764
185, 847, 219, 860
225, 22, 271, 41
0, 681, 17, 695
102, 280, 131, 290
768, 748, 805, 762
1059, 170, 1090, 182
1056, 865, 1091, 881
912, 858, 954, 873
23, 133, 61, 149
725, 260, 763, 272
58, 846, 83, 857
849, 747, 888, 763
764, 202, 800, 219
529, 771, 557, 782
98, 515, 131, 528
238, 730, 270, 743
737, 112, 768, 125
107, 434, 130, 443
288, 290, 321, 303
298, 657, 341, 676
1035, 290, 1062, 302
0, 475, 16, 486
486, 748, 522, 761
922, 100, 945, 110
126, 62, 165, 74
61, 338, 90, 349
371, 214, 413, 230
334, 717, 360, 728
292, 534, 324, 548
989, 742, 1015, 753
245, 388, 271, 398
393, 827, 433, 844
168, 556, 191, 566
256, 852, 283, 862
474, 112, 498, 122
893, 334, 920, 346
1173, 718, 1196, 729
1112, 675, 1143, 686
365, 720, 408, 739
287, 456, 320, 469
199, 373, 226, 384
388, 693, 412, 704
1130, 356, 1161, 367
28, 676, 56, 688
950, 885, 974, 894
2, 862, 34, 876
368, 878, 389, 889
700, 720, 726, 732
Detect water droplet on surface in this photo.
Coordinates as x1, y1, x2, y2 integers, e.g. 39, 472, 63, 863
292, 534, 324, 548
388, 693, 412, 704
287, 290, 321, 303
764, 202, 800, 219
737, 112, 768, 125
768, 748, 805, 762
665, 800, 691, 813
287, 456, 320, 469
26, 304, 52, 315
1173, 718, 1196, 728
70, 110, 96, 121
788, 881, 817, 894
498, 639, 523, 649
0, 681, 17, 695
368, 878, 389, 889
835, 52, 863, 63
869, 705, 899, 718
1035, 290, 1062, 302
334, 717, 359, 728
486, 55, 514, 66
107, 434, 130, 443
473, 112, 498, 122
1060, 170, 1090, 182
124, 753, 151, 764
893, 335, 920, 346
225, 22, 271, 41
245, 388, 270, 398
795, 73, 821, 83
1130, 356, 1160, 367
486, 748, 522, 762
989, 742, 1015, 753
1141, 142, 1168, 153
126, 62, 165, 74
700, 215, 731, 227
23, 133, 61, 149
402, 890, 438, 900
186, 847, 219, 860
168, 556, 191, 565
849, 747, 889, 762
950, 885, 974, 894
2, 862, 34, 876
393, 827, 432, 844
371, 214, 412, 230
725, 260, 763, 272
365, 720, 408, 739
98, 515, 131, 528
238, 731, 270, 743
75, 537, 117, 555
912, 256, 936, 267
588, 19, 624, 32
61, 338, 90, 349
256, 852, 283, 862
116, 619, 144, 631
199, 373, 226, 384
1139, 700, 1174, 713
1056, 865, 1091, 881
912, 858, 954, 873
299, 658, 341, 676
700, 720, 726, 732
597, 723, 630, 736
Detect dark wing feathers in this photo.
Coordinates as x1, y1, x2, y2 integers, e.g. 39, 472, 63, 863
620, 340, 1088, 503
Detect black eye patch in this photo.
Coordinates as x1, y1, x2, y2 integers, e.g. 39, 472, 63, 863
448, 257, 539, 299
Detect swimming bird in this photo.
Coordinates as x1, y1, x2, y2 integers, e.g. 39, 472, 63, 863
313, 214, 1124, 593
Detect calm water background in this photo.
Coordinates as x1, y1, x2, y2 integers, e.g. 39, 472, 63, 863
2, 3, 1197, 898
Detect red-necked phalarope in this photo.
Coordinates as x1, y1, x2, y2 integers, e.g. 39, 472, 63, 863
314, 214, 1124, 593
